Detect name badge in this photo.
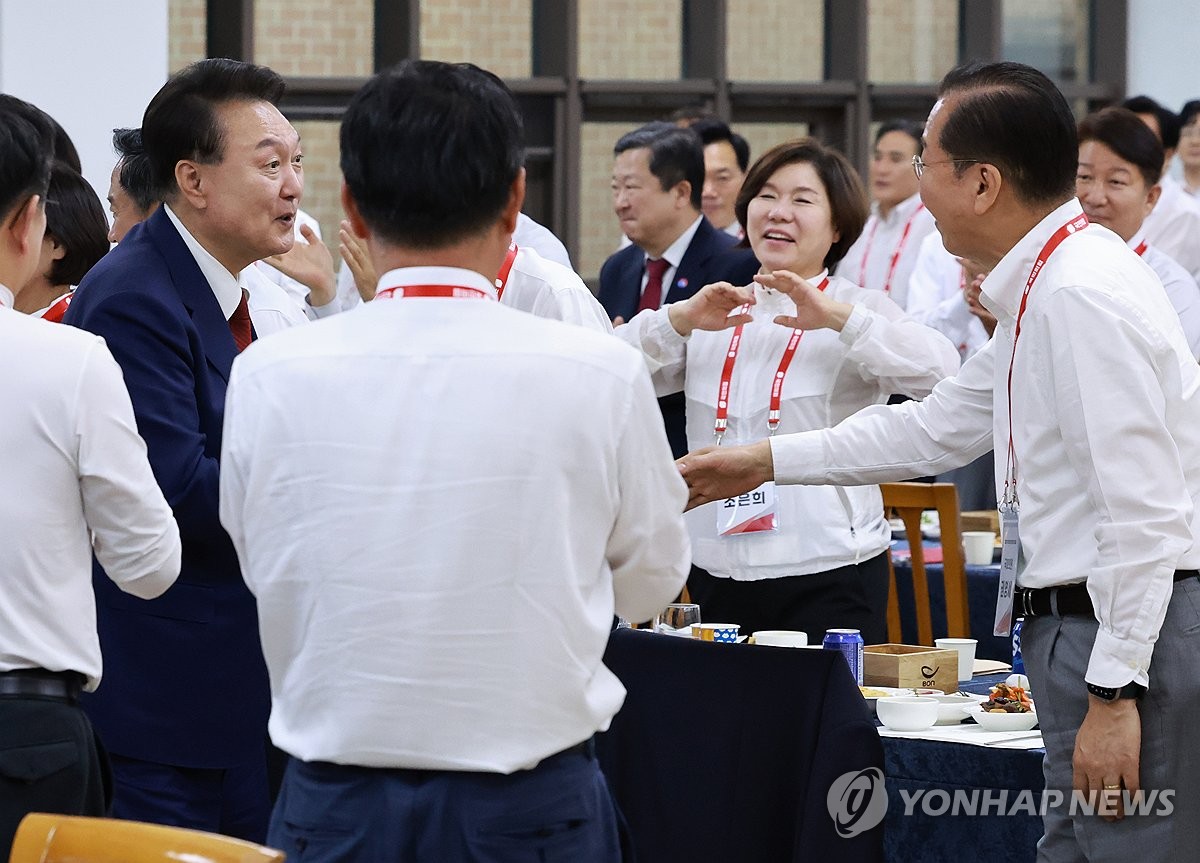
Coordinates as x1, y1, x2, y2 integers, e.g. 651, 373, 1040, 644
993, 508, 1021, 636
717, 481, 779, 536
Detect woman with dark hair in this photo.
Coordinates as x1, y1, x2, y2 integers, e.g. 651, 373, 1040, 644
16, 163, 109, 320
618, 138, 959, 640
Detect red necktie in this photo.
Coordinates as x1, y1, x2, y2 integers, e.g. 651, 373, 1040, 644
637, 258, 671, 314
229, 291, 253, 352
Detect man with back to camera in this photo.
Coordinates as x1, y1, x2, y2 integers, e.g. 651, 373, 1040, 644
218, 59, 691, 861
0, 97, 180, 858
64, 58, 309, 841
601, 121, 759, 457
678, 61, 1200, 860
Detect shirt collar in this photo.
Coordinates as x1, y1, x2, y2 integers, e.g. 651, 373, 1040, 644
372, 266, 498, 300
164, 205, 245, 320
874, 192, 924, 227
0, 283, 12, 309
1127, 229, 1149, 253
980, 198, 1085, 320
652, 214, 704, 270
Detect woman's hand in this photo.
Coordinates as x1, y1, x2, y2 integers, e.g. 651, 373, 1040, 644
339, 220, 379, 302
667, 281, 756, 337
756, 270, 852, 332
263, 223, 336, 307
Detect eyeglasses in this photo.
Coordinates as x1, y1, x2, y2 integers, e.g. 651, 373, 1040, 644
911, 154, 981, 179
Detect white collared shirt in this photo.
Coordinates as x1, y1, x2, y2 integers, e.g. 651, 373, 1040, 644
770, 199, 1200, 690
220, 265, 689, 771
164, 205, 243, 319
618, 272, 959, 579
836, 193, 937, 309
1128, 230, 1200, 359
501, 246, 612, 332
1142, 175, 1200, 283
906, 231, 990, 361
639, 215, 704, 309
0, 292, 180, 690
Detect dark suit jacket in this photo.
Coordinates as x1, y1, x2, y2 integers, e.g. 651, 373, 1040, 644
599, 216, 759, 457
64, 208, 269, 768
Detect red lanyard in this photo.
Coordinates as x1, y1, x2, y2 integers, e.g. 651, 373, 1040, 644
494, 244, 518, 300
1133, 240, 1148, 257
1002, 213, 1090, 508
857, 203, 925, 294
374, 284, 492, 301
40, 291, 74, 323
713, 277, 829, 443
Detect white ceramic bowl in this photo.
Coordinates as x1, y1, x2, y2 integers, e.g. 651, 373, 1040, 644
966, 704, 1039, 731
929, 693, 984, 725
752, 630, 808, 647
876, 696, 939, 731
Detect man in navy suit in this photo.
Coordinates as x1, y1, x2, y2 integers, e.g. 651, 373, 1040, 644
601, 122, 758, 457
63, 58, 304, 843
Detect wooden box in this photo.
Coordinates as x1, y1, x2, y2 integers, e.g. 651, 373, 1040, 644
863, 644, 959, 694
961, 510, 1000, 534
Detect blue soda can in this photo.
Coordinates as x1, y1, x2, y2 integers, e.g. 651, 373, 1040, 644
823, 628, 864, 685
1011, 617, 1025, 675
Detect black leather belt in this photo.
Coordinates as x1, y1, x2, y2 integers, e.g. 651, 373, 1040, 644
1014, 570, 1199, 618
0, 669, 83, 703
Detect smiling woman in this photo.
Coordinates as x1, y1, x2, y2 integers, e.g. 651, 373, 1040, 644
615, 137, 961, 640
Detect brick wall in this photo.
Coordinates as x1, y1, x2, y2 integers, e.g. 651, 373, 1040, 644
579, 0, 681, 79
169, 0, 206, 73
293, 120, 344, 260
868, 0, 958, 83
727, 0, 823, 82
421, 0, 532, 78
254, 0, 373, 77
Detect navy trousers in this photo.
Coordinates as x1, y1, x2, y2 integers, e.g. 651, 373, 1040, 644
268, 744, 621, 862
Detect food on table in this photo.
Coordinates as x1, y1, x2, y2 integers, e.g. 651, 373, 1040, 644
982, 682, 1034, 714
860, 686, 894, 698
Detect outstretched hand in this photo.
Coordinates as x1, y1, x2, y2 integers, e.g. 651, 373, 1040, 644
676, 440, 774, 511
755, 270, 851, 332
667, 281, 756, 337
339, 220, 379, 302
263, 223, 336, 307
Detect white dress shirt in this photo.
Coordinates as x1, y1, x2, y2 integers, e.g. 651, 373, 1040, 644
1142, 175, 1200, 283
770, 199, 1200, 689
618, 273, 959, 579
0, 288, 180, 690
906, 231, 990, 361
836, 193, 938, 310
512, 212, 572, 268
1129, 231, 1200, 359
500, 246, 612, 333
220, 265, 689, 772
251, 209, 330, 319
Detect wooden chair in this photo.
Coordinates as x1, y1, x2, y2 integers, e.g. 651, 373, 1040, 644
8, 813, 285, 863
880, 482, 970, 644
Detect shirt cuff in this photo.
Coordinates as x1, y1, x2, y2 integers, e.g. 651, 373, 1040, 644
768, 431, 826, 486
1086, 627, 1152, 690
837, 303, 870, 346
307, 296, 342, 319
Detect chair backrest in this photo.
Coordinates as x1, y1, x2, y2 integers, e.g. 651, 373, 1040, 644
880, 482, 970, 644
8, 814, 286, 863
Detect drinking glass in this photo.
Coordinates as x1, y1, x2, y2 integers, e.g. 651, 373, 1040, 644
659, 603, 701, 634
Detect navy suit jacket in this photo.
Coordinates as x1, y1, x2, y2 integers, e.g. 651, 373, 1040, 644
64, 208, 269, 768
599, 217, 759, 457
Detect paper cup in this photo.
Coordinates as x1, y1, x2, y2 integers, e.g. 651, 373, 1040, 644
935, 637, 978, 682
962, 531, 997, 565
693, 623, 740, 643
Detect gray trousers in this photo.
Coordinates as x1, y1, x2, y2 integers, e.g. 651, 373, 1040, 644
1024, 575, 1200, 862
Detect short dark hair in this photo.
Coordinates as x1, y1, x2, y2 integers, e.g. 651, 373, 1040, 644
692, 118, 751, 172
340, 60, 524, 249
1120, 95, 1181, 150
0, 97, 53, 222
937, 61, 1077, 206
44, 163, 110, 287
735, 138, 868, 270
112, 128, 158, 213
614, 122, 704, 210
1181, 100, 1200, 129
875, 119, 925, 155
142, 58, 287, 201
1077, 107, 1164, 187
668, 105, 717, 126
0, 96, 81, 173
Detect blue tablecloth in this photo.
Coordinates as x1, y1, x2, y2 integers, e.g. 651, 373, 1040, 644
890, 543, 1011, 661
881, 672, 1044, 862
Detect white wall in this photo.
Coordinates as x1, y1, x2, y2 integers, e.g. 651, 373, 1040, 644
0, 0, 168, 202
1127, 0, 1200, 112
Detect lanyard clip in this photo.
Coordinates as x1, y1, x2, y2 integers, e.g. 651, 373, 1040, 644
767, 410, 781, 436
